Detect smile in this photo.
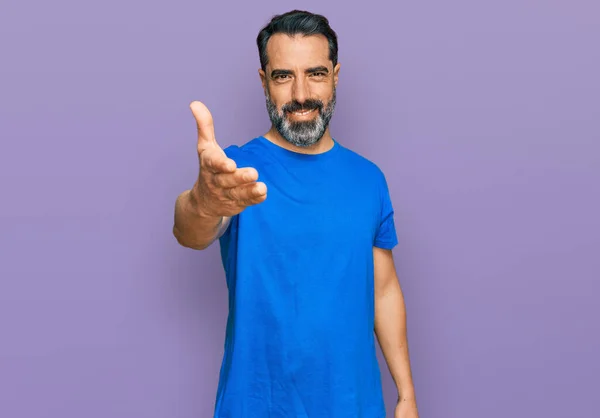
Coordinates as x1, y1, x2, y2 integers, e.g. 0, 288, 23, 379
291, 109, 316, 116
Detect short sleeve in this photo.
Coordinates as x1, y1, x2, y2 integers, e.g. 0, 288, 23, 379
374, 170, 398, 249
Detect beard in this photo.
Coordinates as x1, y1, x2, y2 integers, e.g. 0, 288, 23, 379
265, 88, 336, 148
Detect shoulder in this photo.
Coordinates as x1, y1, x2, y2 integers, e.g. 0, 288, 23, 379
336, 143, 394, 212
336, 143, 388, 184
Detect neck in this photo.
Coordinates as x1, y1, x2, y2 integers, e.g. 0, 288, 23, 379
263, 126, 334, 155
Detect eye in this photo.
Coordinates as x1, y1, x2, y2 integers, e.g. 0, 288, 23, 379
310, 72, 327, 78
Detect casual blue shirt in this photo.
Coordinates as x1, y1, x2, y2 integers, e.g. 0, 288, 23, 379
215, 136, 398, 418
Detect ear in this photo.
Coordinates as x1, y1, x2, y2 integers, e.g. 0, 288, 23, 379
333, 63, 341, 87
258, 68, 267, 93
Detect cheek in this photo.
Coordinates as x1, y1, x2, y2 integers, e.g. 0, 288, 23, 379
312, 85, 334, 101
272, 95, 292, 111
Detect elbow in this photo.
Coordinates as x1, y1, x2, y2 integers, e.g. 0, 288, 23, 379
375, 276, 402, 301
172, 226, 211, 250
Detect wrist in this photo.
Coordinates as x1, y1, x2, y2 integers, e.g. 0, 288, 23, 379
397, 387, 416, 401
187, 186, 213, 218
190, 194, 224, 232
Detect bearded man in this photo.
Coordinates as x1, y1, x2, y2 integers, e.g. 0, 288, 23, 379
173, 9, 419, 418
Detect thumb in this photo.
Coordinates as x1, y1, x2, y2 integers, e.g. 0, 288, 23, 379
190, 101, 218, 151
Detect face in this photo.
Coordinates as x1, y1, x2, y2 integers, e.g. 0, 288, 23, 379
260, 33, 340, 148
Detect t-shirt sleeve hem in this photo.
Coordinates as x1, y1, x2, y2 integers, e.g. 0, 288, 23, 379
374, 238, 398, 250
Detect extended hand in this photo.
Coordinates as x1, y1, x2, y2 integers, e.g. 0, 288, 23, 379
189, 101, 267, 217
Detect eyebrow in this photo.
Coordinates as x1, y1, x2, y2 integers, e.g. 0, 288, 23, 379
270, 66, 330, 78
306, 66, 329, 74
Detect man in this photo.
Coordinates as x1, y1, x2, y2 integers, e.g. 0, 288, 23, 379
173, 10, 419, 418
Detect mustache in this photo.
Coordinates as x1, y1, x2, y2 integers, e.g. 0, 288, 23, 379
282, 99, 324, 114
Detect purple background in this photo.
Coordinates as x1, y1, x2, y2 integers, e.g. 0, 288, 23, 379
1, 1, 599, 417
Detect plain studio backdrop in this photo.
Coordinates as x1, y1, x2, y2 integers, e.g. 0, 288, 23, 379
1, 1, 598, 417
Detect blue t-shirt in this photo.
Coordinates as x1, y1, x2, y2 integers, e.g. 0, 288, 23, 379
215, 136, 398, 418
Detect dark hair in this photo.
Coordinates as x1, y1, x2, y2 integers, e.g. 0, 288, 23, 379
256, 10, 338, 71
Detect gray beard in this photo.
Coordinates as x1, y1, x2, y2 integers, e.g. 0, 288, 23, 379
265, 89, 336, 148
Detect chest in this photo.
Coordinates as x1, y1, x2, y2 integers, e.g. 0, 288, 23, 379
241, 165, 381, 251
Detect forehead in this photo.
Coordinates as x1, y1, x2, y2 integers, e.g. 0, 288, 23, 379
265, 33, 331, 70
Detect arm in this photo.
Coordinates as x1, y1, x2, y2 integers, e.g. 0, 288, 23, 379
173, 187, 231, 250
373, 246, 418, 406
172, 101, 266, 251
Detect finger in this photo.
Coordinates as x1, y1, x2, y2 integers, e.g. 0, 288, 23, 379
213, 167, 259, 188
190, 101, 217, 149
242, 192, 268, 207
201, 147, 236, 174
224, 182, 267, 202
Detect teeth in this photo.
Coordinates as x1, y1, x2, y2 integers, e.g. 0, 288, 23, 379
293, 109, 313, 115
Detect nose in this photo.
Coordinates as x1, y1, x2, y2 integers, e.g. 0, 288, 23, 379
291, 76, 310, 105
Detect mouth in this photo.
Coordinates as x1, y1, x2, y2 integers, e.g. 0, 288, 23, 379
289, 108, 317, 117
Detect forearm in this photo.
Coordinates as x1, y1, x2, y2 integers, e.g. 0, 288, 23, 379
374, 280, 416, 399
173, 188, 229, 250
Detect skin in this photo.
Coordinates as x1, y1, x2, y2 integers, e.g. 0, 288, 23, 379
374, 247, 420, 418
173, 32, 419, 418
